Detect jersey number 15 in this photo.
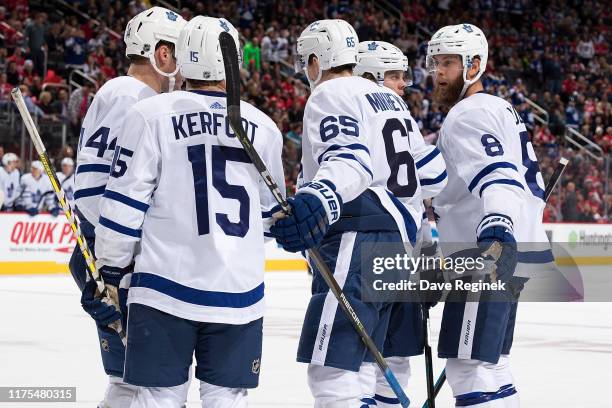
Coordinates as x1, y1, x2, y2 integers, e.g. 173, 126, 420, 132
188, 144, 251, 238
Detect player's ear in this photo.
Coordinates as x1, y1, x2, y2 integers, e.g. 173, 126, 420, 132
468, 57, 481, 81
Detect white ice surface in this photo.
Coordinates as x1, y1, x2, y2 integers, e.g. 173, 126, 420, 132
1, 270, 611, 407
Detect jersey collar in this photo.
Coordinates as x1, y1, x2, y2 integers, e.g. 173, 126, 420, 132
188, 90, 227, 97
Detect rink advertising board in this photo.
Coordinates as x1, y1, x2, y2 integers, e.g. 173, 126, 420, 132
0, 213, 307, 274
0, 213, 609, 274
0, 213, 77, 274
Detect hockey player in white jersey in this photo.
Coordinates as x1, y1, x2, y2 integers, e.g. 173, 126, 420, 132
19, 160, 58, 216
426, 23, 564, 407
95, 16, 284, 408
354, 40, 447, 407
0, 152, 21, 211
56, 157, 75, 210
269, 20, 431, 406
70, 6, 187, 408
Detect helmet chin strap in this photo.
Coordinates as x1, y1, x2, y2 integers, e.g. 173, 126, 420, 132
458, 68, 480, 101
149, 54, 179, 92
305, 65, 323, 89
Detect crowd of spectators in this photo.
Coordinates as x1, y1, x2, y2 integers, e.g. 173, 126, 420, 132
0, 0, 610, 221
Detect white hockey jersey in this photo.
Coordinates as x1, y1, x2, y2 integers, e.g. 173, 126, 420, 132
75, 76, 156, 227
95, 90, 285, 324
19, 173, 55, 211
434, 92, 553, 276
301, 76, 446, 244
57, 171, 75, 209
0, 167, 21, 209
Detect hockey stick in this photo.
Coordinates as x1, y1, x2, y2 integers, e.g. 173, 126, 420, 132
420, 157, 569, 408
11, 87, 126, 346
422, 306, 435, 408
219, 32, 410, 407
544, 157, 568, 201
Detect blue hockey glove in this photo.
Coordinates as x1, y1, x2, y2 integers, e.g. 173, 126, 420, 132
477, 214, 517, 283
26, 207, 38, 217
81, 265, 131, 326
270, 180, 342, 252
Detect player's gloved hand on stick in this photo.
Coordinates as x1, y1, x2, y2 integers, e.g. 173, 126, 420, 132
26, 207, 38, 217
477, 213, 517, 283
50, 207, 60, 217
81, 264, 131, 326
270, 180, 342, 252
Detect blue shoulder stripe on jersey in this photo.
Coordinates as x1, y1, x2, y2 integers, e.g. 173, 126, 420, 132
420, 170, 447, 186
76, 164, 111, 174
189, 90, 227, 97
317, 143, 370, 164
518, 249, 554, 264
479, 179, 524, 196
374, 394, 400, 404
103, 190, 149, 212
468, 162, 518, 192
323, 153, 374, 179
98, 216, 142, 238
74, 185, 106, 199
415, 147, 441, 169
386, 191, 417, 245
130, 272, 265, 308
455, 385, 517, 406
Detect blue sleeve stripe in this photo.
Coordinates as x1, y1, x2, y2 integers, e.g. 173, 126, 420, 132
104, 190, 149, 212
317, 143, 370, 164
76, 164, 110, 174
261, 210, 273, 219
420, 170, 447, 186
478, 179, 524, 197
374, 394, 401, 404
264, 232, 274, 238
74, 185, 106, 199
468, 162, 518, 192
98, 216, 142, 238
130, 272, 264, 308
456, 385, 517, 406
415, 147, 441, 169
324, 153, 373, 179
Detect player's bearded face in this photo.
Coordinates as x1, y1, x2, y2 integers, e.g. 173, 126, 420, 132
431, 55, 464, 107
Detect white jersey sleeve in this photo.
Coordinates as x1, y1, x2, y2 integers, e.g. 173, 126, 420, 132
303, 82, 373, 205
409, 118, 447, 199
95, 107, 157, 269
439, 103, 528, 230
259, 125, 285, 238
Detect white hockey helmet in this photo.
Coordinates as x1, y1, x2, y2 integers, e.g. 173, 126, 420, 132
31, 160, 44, 171
176, 16, 241, 82
426, 23, 488, 98
124, 7, 186, 87
2, 152, 18, 166
354, 41, 412, 85
295, 19, 359, 87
